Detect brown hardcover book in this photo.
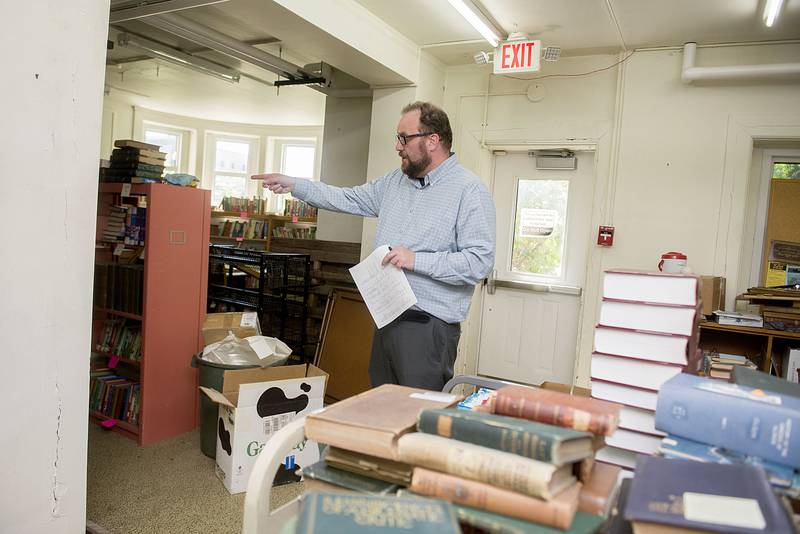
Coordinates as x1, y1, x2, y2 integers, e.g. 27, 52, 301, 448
324, 447, 412, 485
410, 467, 581, 529
495, 385, 621, 436
114, 139, 162, 151
397, 433, 576, 499
304, 384, 460, 461
578, 461, 621, 517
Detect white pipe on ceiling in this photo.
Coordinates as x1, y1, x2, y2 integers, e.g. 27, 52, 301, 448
681, 42, 800, 84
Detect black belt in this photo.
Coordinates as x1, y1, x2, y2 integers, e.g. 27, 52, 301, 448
396, 309, 432, 323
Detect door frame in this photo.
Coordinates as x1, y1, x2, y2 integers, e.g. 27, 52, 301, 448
475, 141, 602, 385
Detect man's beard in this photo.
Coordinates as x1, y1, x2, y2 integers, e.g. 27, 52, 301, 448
402, 152, 432, 179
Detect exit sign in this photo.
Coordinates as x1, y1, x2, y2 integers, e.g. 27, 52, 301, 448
494, 39, 541, 75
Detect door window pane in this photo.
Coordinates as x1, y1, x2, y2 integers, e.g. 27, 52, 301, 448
281, 145, 315, 178
144, 130, 179, 169
215, 140, 250, 172
510, 179, 569, 277
212, 175, 247, 207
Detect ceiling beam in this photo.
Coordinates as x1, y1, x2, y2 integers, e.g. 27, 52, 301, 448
110, 0, 230, 24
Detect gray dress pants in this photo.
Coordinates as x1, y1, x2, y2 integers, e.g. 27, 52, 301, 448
368, 310, 461, 392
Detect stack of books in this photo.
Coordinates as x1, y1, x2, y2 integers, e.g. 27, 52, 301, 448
218, 196, 268, 214
590, 269, 702, 469
654, 370, 800, 499
615, 455, 795, 534
101, 139, 167, 184
284, 198, 317, 218
89, 369, 141, 425
101, 204, 146, 246
300, 384, 619, 533
704, 351, 757, 380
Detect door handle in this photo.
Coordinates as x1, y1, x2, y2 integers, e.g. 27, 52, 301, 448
486, 270, 497, 295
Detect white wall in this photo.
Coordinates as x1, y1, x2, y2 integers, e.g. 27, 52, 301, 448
0, 1, 108, 532
444, 43, 800, 387
316, 96, 372, 242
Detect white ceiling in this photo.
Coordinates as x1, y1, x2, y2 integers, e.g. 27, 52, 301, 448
356, 0, 800, 64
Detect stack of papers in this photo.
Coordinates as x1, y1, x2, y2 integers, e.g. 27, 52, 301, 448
713, 311, 763, 328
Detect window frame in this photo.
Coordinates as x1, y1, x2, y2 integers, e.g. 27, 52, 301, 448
141, 122, 191, 174
204, 132, 261, 208
265, 137, 319, 214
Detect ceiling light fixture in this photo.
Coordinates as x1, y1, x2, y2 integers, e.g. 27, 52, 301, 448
473, 51, 491, 65
447, 0, 503, 48
117, 33, 241, 83
543, 47, 561, 62
763, 0, 784, 27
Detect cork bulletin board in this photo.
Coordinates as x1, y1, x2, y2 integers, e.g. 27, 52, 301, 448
761, 179, 800, 287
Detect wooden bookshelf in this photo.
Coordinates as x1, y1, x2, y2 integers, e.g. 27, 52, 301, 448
209, 210, 317, 250
93, 184, 210, 445
699, 320, 800, 374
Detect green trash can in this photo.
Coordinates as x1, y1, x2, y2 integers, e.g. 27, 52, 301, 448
191, 353, 258, 458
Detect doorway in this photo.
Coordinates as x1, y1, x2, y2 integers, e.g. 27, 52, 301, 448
477, 150, 596, 385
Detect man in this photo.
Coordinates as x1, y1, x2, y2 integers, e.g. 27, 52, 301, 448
253, 101, 496, 391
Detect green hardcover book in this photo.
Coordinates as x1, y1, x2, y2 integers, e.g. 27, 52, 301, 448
296, 492, 461, 534
301, 461, 399, 495
417, 408, 593, 465
455, 505, 605, 534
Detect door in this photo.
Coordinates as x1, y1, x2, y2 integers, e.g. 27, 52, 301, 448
477, 151, 595, 385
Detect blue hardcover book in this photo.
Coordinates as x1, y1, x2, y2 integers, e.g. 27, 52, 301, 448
625, 456, 793, 534
655, 373, 800, 468
658, 435, 799, 492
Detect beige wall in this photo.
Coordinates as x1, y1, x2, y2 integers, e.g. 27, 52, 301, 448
444, 43, 800, 387
316, 96, 372, 242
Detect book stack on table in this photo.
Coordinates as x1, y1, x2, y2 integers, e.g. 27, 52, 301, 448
589, 269, 704, 470
298, 384, 624, 533
704, 351, 757, 380
100, 139, 167, 184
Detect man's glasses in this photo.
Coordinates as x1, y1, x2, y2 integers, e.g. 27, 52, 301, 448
395, 132, 432, 145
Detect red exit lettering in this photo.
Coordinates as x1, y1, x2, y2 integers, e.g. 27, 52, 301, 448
495, 40, 540, 74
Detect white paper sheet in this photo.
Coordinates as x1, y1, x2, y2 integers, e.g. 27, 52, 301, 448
349, 245, 417, 328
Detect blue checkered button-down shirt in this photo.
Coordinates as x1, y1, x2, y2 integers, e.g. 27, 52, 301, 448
293, 154, 496, 324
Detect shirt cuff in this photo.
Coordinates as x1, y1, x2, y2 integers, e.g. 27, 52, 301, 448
292, 177, 312, 200
413, 251, 436, 276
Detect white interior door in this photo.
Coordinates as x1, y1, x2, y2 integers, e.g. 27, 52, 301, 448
477, 151, 595, 385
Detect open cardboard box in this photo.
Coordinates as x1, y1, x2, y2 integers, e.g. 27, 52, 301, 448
200, 364, 328, 494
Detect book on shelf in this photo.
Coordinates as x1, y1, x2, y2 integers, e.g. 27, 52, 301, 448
417, 408, 594, 466
578, 461, 621, 517
591, 353, 683, 392
299, 461, 399, 495
712, 310, 763, 327
657, 435, 800, 496
89, 372, 140, 425
410, 467, 581, 529
655, 373, 800, 468
396, 432, 576, 500
324, 447, 413, 486
303, 384, 460, 461
603, 269, 700, 306
493, 385, 620, 436
296, 492, 462, 534
624, 456, 794, 534
599, 299, 699, 336
593, 326, 692, 366
284, 198, 318, 218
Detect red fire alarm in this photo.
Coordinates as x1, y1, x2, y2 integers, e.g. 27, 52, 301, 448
598, 226, 614, 246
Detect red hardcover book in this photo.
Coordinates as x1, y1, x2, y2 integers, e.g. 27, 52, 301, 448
495, 385, 621, 437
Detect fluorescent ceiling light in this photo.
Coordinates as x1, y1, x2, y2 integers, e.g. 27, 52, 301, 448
447, 0, 501, 48
763, 0, 784, 27
117, 33, 240, 83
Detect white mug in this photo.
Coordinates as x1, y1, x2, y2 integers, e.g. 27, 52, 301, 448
658, 252, 687, 274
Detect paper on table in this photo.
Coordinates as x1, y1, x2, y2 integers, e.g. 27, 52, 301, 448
349, 245, 417, 328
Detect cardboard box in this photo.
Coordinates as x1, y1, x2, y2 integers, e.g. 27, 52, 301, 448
700, 276, 726, 317
200, 364, 328, 494
783, 347, 800, 384
202, 311, 260, 345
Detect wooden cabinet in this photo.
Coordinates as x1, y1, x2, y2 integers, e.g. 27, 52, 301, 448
699, 321, 800, 377
92, 183, 210, 445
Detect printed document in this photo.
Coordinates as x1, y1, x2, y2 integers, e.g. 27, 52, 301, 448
349, 245, 417, 328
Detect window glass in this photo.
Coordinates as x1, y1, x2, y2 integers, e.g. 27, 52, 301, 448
772, 162, 800, 180
510, 179, 569, 278
281, 145, 315, 178
144, 130, 179, 169
215, 140, 250, 173
212, 175, 247, 207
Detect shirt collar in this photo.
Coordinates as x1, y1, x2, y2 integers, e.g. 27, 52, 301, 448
413, 153, 457, 188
